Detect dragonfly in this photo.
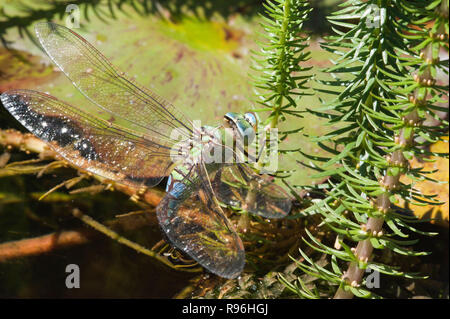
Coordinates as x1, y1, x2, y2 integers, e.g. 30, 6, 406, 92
1, 22, 291, 279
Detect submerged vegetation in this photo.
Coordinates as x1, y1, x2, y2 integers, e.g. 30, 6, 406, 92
0, 0, 448, 298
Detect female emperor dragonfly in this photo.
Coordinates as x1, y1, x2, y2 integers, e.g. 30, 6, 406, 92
1, 22, 291, 279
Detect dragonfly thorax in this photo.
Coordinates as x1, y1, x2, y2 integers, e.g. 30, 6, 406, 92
171, 125, 225, 166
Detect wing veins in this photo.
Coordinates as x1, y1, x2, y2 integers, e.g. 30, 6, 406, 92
38, 23, 192, 140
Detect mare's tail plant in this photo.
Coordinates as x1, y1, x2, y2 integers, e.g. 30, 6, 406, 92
251, 0, 312, 130
278, 0, 448, 298
250, 0, 312, 181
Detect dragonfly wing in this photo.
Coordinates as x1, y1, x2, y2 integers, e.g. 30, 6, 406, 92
212, 164, 292, 219
1, 90, 173, 188
157, 164, 244, 279
35, 22, 192, 142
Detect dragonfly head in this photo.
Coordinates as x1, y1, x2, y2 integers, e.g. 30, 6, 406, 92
223, 112, 258, 145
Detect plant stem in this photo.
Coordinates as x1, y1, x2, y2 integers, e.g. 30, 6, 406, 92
269, 0, 290, 129
334, 217, 384, 298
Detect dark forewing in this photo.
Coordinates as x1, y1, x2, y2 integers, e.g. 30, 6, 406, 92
213, 164, 292, 218
156, 164, 245, 279
1, 90, 173, 188
35, 22, 192, 142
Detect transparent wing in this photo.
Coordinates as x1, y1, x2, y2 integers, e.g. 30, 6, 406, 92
212, 164, 292, 218
1, 90, 173, 188
35, 22, 192, 142
156, 164, 244, 279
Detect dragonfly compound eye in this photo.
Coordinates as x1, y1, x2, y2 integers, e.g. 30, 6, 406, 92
244, 112, 257, 128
